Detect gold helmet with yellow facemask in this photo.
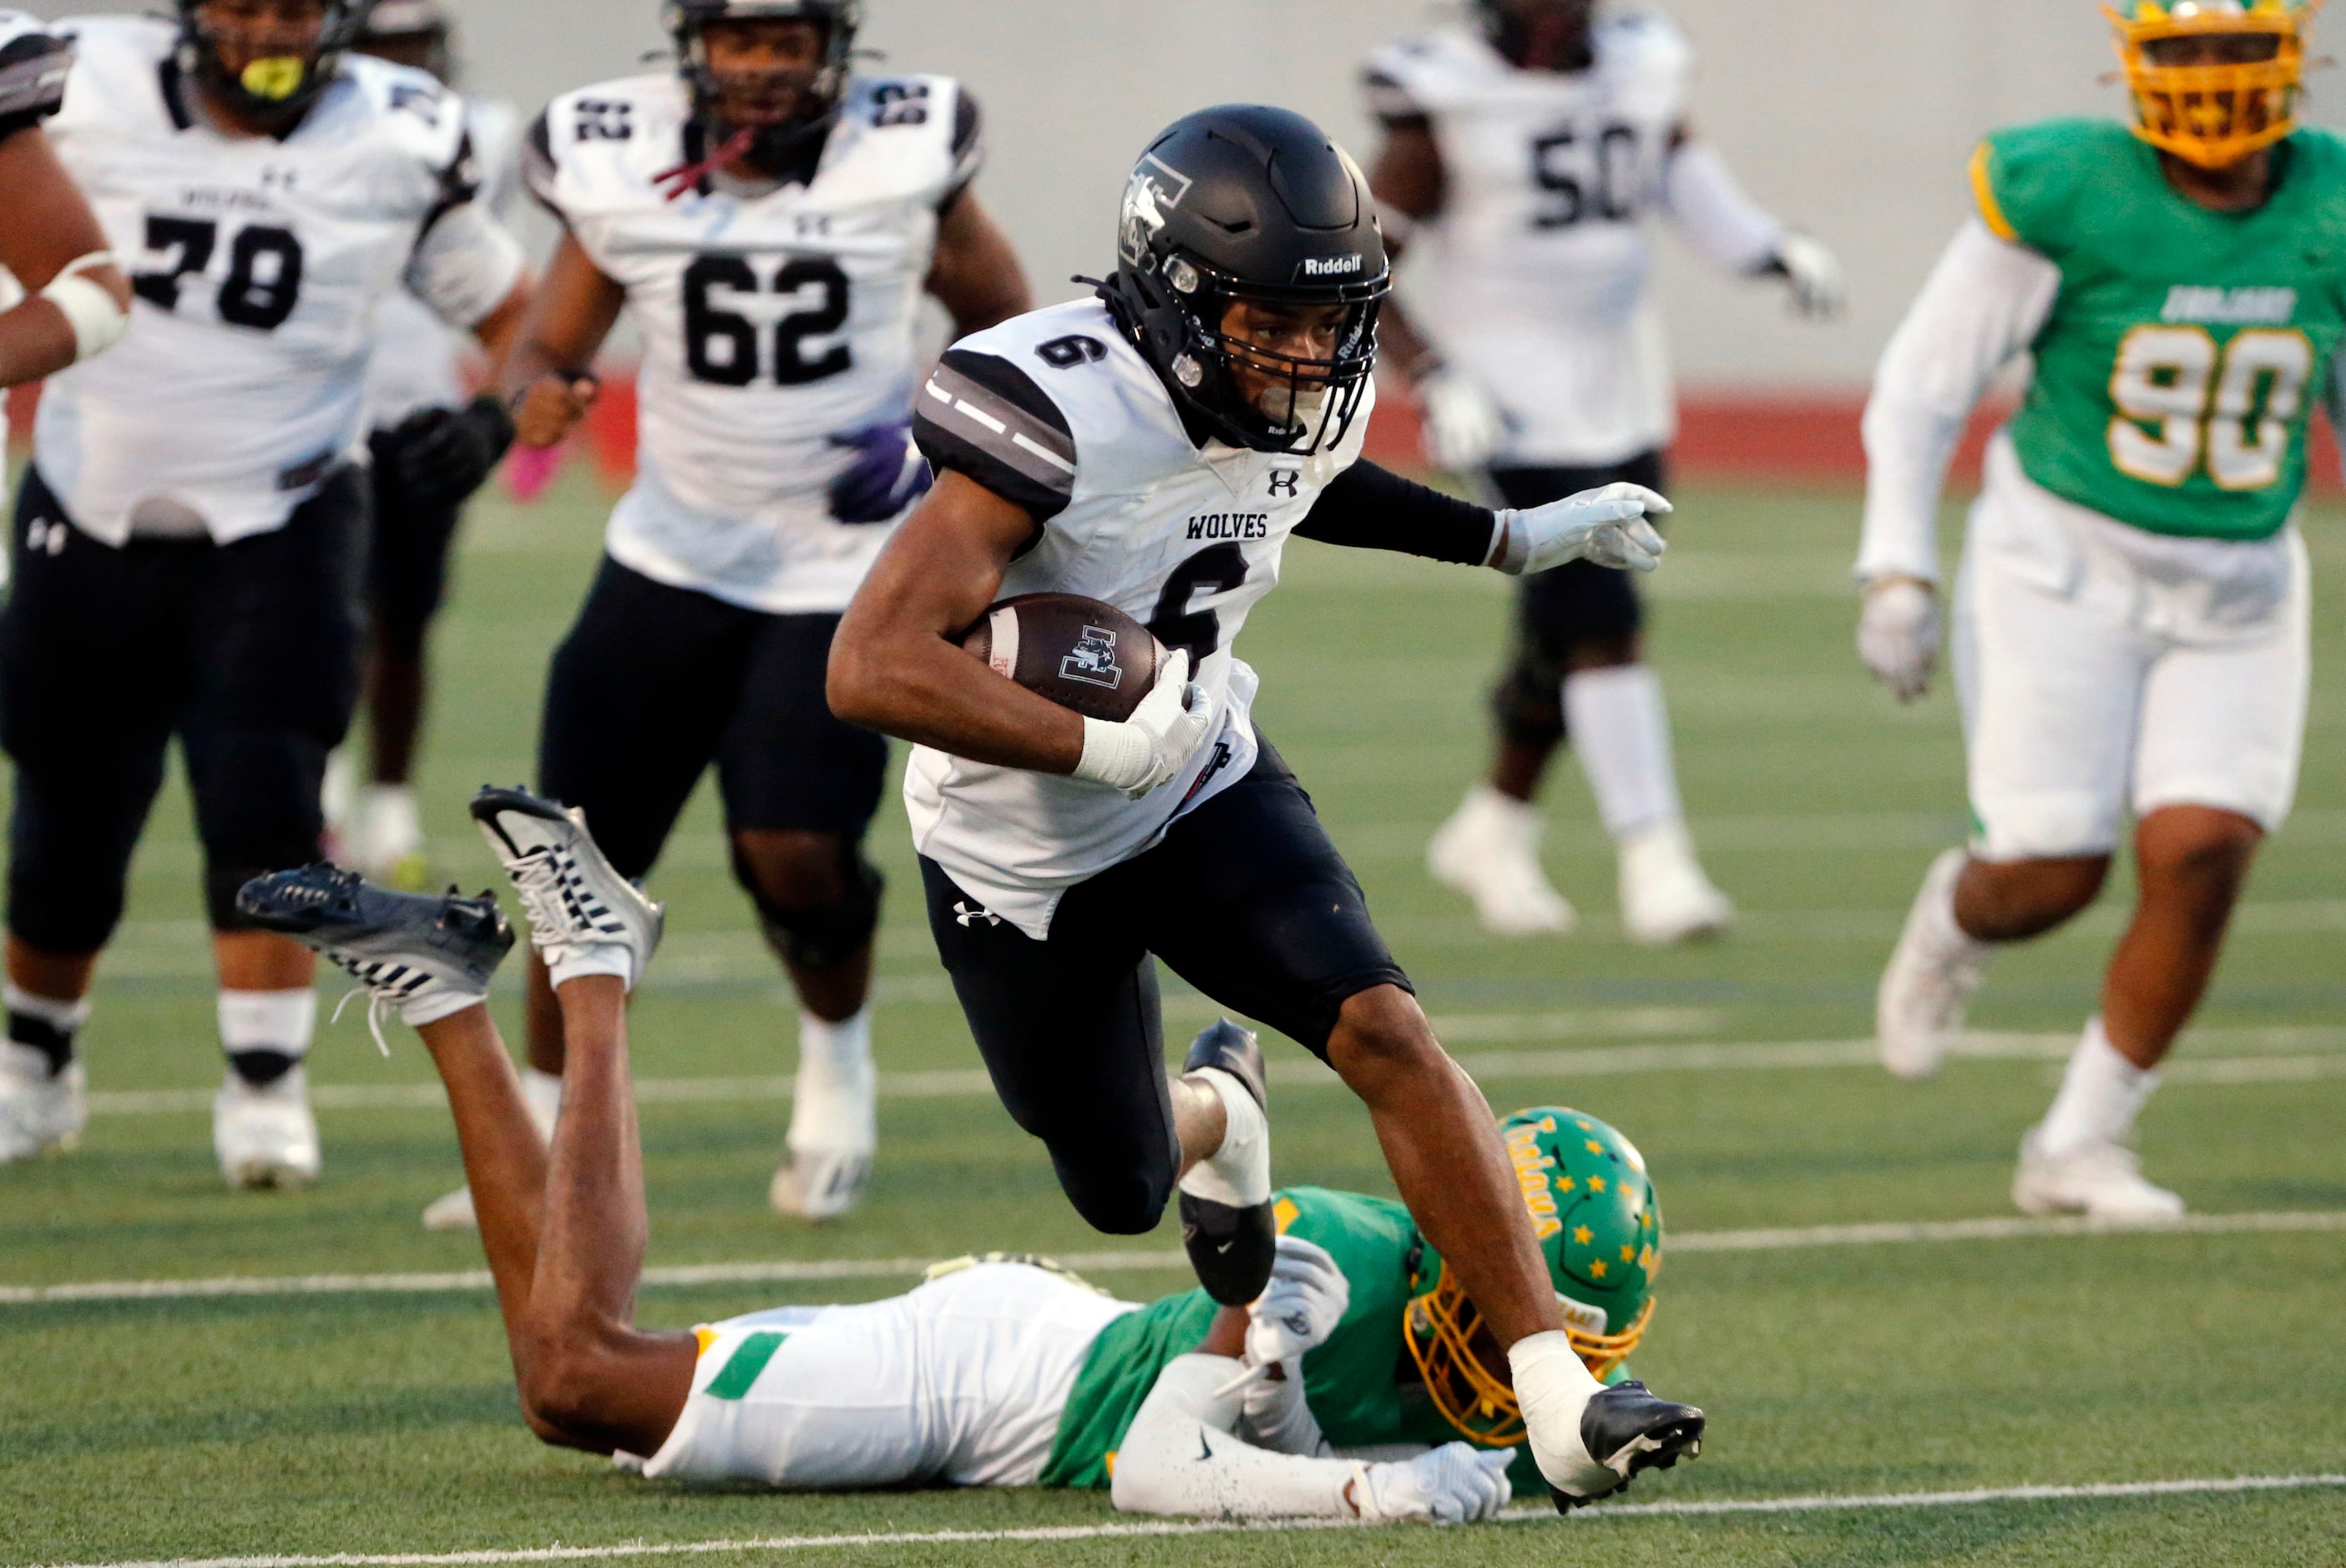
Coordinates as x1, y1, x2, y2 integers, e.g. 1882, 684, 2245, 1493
2107, 0, 2324, 169
1403, 1107, 1661, 1448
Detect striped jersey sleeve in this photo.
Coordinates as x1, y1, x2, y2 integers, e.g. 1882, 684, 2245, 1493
0, 14, 71, 142
913, 347, 1078, 520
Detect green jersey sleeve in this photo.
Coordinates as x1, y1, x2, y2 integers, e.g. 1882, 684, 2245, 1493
1970, 118, 2136, 259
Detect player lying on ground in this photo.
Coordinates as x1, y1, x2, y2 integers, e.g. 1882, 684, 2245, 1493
1368, 0, 1846, 946
1860, 0, 2336, 1220
826, 103, 1699, 1505
236, 788, 1691, 1519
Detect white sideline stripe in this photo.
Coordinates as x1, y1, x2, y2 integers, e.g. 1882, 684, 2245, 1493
8, 1210, 2343, 1307
78, 1027, 2346, 1117
26, 1474, 2346, 1568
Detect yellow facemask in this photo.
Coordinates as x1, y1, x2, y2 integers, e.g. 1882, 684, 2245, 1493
1403, 1272, 1656, 1448
2107, 0, 2321, 169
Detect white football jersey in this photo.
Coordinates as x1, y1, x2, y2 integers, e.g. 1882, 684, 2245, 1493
1366, 13, 1691, 466
33, 16, 525, 546
367, 95, 522, 431
529, 71, 980, 615
904, 298, 1374, 940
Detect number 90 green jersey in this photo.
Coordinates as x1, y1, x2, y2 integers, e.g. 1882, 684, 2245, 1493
1977, 117, 2346, 541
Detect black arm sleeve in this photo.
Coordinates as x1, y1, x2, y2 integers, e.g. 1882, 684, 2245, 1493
1292, 461, 1498, 566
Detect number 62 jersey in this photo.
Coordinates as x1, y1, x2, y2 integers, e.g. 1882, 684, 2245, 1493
33, 15, 526, 545
526, 69, 980, 615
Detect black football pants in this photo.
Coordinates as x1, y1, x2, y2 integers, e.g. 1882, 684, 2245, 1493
1, 466, 366, 952
922, 744, 1411, 1237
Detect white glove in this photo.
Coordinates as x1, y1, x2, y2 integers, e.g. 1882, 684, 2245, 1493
1489, 483, 1671, 576
1775, 232, 1848, 320
1351, 1444, 1515, 1525
1245, 1236, 1350, 1370
1857, 577, 1941, 703
1071, 649, 1215, 798
1415, 364, 1507, 473
1511, 1329, 1613, 1499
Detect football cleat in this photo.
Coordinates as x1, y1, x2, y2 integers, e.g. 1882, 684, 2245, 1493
1616, 823, 1732, 946
2012, 1125, 2185, 1224
471, 787, 663, 991
238, 865, 513, 1049
770, 1150, 872, 1222
214, 1066, 322, 1190
1428, 786, 1577, 936
1177, 1019, 1277, 1308
1550, 1381, 1706, 1514
1877, 849, 1987, 1080
0, 1045, 86, 1163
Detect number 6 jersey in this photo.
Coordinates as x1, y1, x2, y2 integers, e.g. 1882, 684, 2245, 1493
526, 69, 981, 615
33, 15, 526, 545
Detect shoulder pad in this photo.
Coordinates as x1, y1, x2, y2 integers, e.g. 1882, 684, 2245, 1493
1362, 30, 1497, 116
528, 74, 689, 220
1974, 119, 2126, 254
339, 53, 469, 172
915, 343, 1079, 521
0, 15, 70, 137
1596, 9, 1693, 89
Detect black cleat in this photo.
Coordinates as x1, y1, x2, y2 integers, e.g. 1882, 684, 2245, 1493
1177, 1019, 1277, 1307
238, 864, 513, 1034
1550, 1380, 1706, 1514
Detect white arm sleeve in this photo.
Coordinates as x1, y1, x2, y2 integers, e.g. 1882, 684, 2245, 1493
403, 203, 528, 331
1110, 1355, 1358, 1520
1661, 139, 1785, 276
1238, 1365, 1333, 1459
1858, 218, 2061, 584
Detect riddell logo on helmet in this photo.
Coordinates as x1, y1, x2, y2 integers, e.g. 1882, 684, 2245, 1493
1300, 255, 1364, 277
1506, 1116, 1564, 1240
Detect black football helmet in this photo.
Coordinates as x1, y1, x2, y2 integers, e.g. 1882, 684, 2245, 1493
357, 0, 453, 83
175, 0, 377, 128
665, 0, 861, 169
1102, 105, 1389, 457
1476, 0, 1598, 70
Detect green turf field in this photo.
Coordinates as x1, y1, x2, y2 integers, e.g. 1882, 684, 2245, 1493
2, 471, 2342, 1567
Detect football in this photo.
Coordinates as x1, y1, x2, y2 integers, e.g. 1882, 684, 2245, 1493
959, 593, 1167, 723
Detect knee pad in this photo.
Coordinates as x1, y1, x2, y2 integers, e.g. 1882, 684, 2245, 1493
747, 850, 885, 971
1492, 653, 1566, 750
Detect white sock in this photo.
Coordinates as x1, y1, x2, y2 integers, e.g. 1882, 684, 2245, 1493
1562, 665, 1685, 842
321, 749, 357, 834
522, 1066, 563, 1141
1178, 1066, 1270, 1207
358, 783, 422, 847
220, 989, 317, 1086
1924, 854, 1991, 960
2037, 1017, 2158, 1157
788, 1006, 875, 1156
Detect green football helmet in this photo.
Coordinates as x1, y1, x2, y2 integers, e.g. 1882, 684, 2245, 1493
1404, 1106, 1661, 1447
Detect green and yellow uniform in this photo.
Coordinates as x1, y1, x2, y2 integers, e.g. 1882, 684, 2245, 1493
1972, 117, 2346, 539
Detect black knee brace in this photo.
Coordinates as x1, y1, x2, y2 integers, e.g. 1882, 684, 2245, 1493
1492, 650, 1567, 750
750, 852, 885, 971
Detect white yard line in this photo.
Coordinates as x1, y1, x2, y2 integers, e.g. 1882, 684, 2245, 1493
9, 1210, 2343, 1308
79, 1025, 2346, 1117
28, 1474, 2346, 1568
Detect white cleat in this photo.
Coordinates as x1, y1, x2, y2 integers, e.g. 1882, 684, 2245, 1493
421, 1186, 478, 1231
770, 1149, 872, 1222
1428, 785, 1577, 936
1877, 849, 1985, 1080
214, 1067, 322, 1190
2013, 1125, 2185, 1223
350, 784, 428, 891
472, 787, 663, 990
1617, 823, 1732, 945
0, 1044, 86, 1162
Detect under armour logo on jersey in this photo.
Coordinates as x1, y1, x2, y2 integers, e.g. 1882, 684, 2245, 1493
1267, 469, 1301, 498
1059, 625, 1125, 690
23, 518, 67, 558
953, 901, 1001, 928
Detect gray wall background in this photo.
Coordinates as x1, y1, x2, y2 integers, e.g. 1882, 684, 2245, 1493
32, 2, 2338, 391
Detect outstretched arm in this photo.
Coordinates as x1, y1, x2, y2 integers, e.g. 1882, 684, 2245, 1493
0, 126, 129, 387
1660, 124, 1845, 318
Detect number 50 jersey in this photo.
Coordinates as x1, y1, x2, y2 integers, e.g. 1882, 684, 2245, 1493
528, 71, 980, 615
34, 15, 525, 545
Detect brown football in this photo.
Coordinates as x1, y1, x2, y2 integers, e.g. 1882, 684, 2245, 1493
960, 593, 1166, 723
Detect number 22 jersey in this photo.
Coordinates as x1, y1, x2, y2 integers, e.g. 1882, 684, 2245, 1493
33, 15, 524, 545
527, 71, 979, 615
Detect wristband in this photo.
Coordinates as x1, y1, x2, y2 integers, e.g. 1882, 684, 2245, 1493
1073, 715, 1150, 791
40, 253, 127, 364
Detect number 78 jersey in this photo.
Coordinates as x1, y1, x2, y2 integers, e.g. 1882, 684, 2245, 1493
1981, 118, 2346, 541
528, 71, 977, 612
